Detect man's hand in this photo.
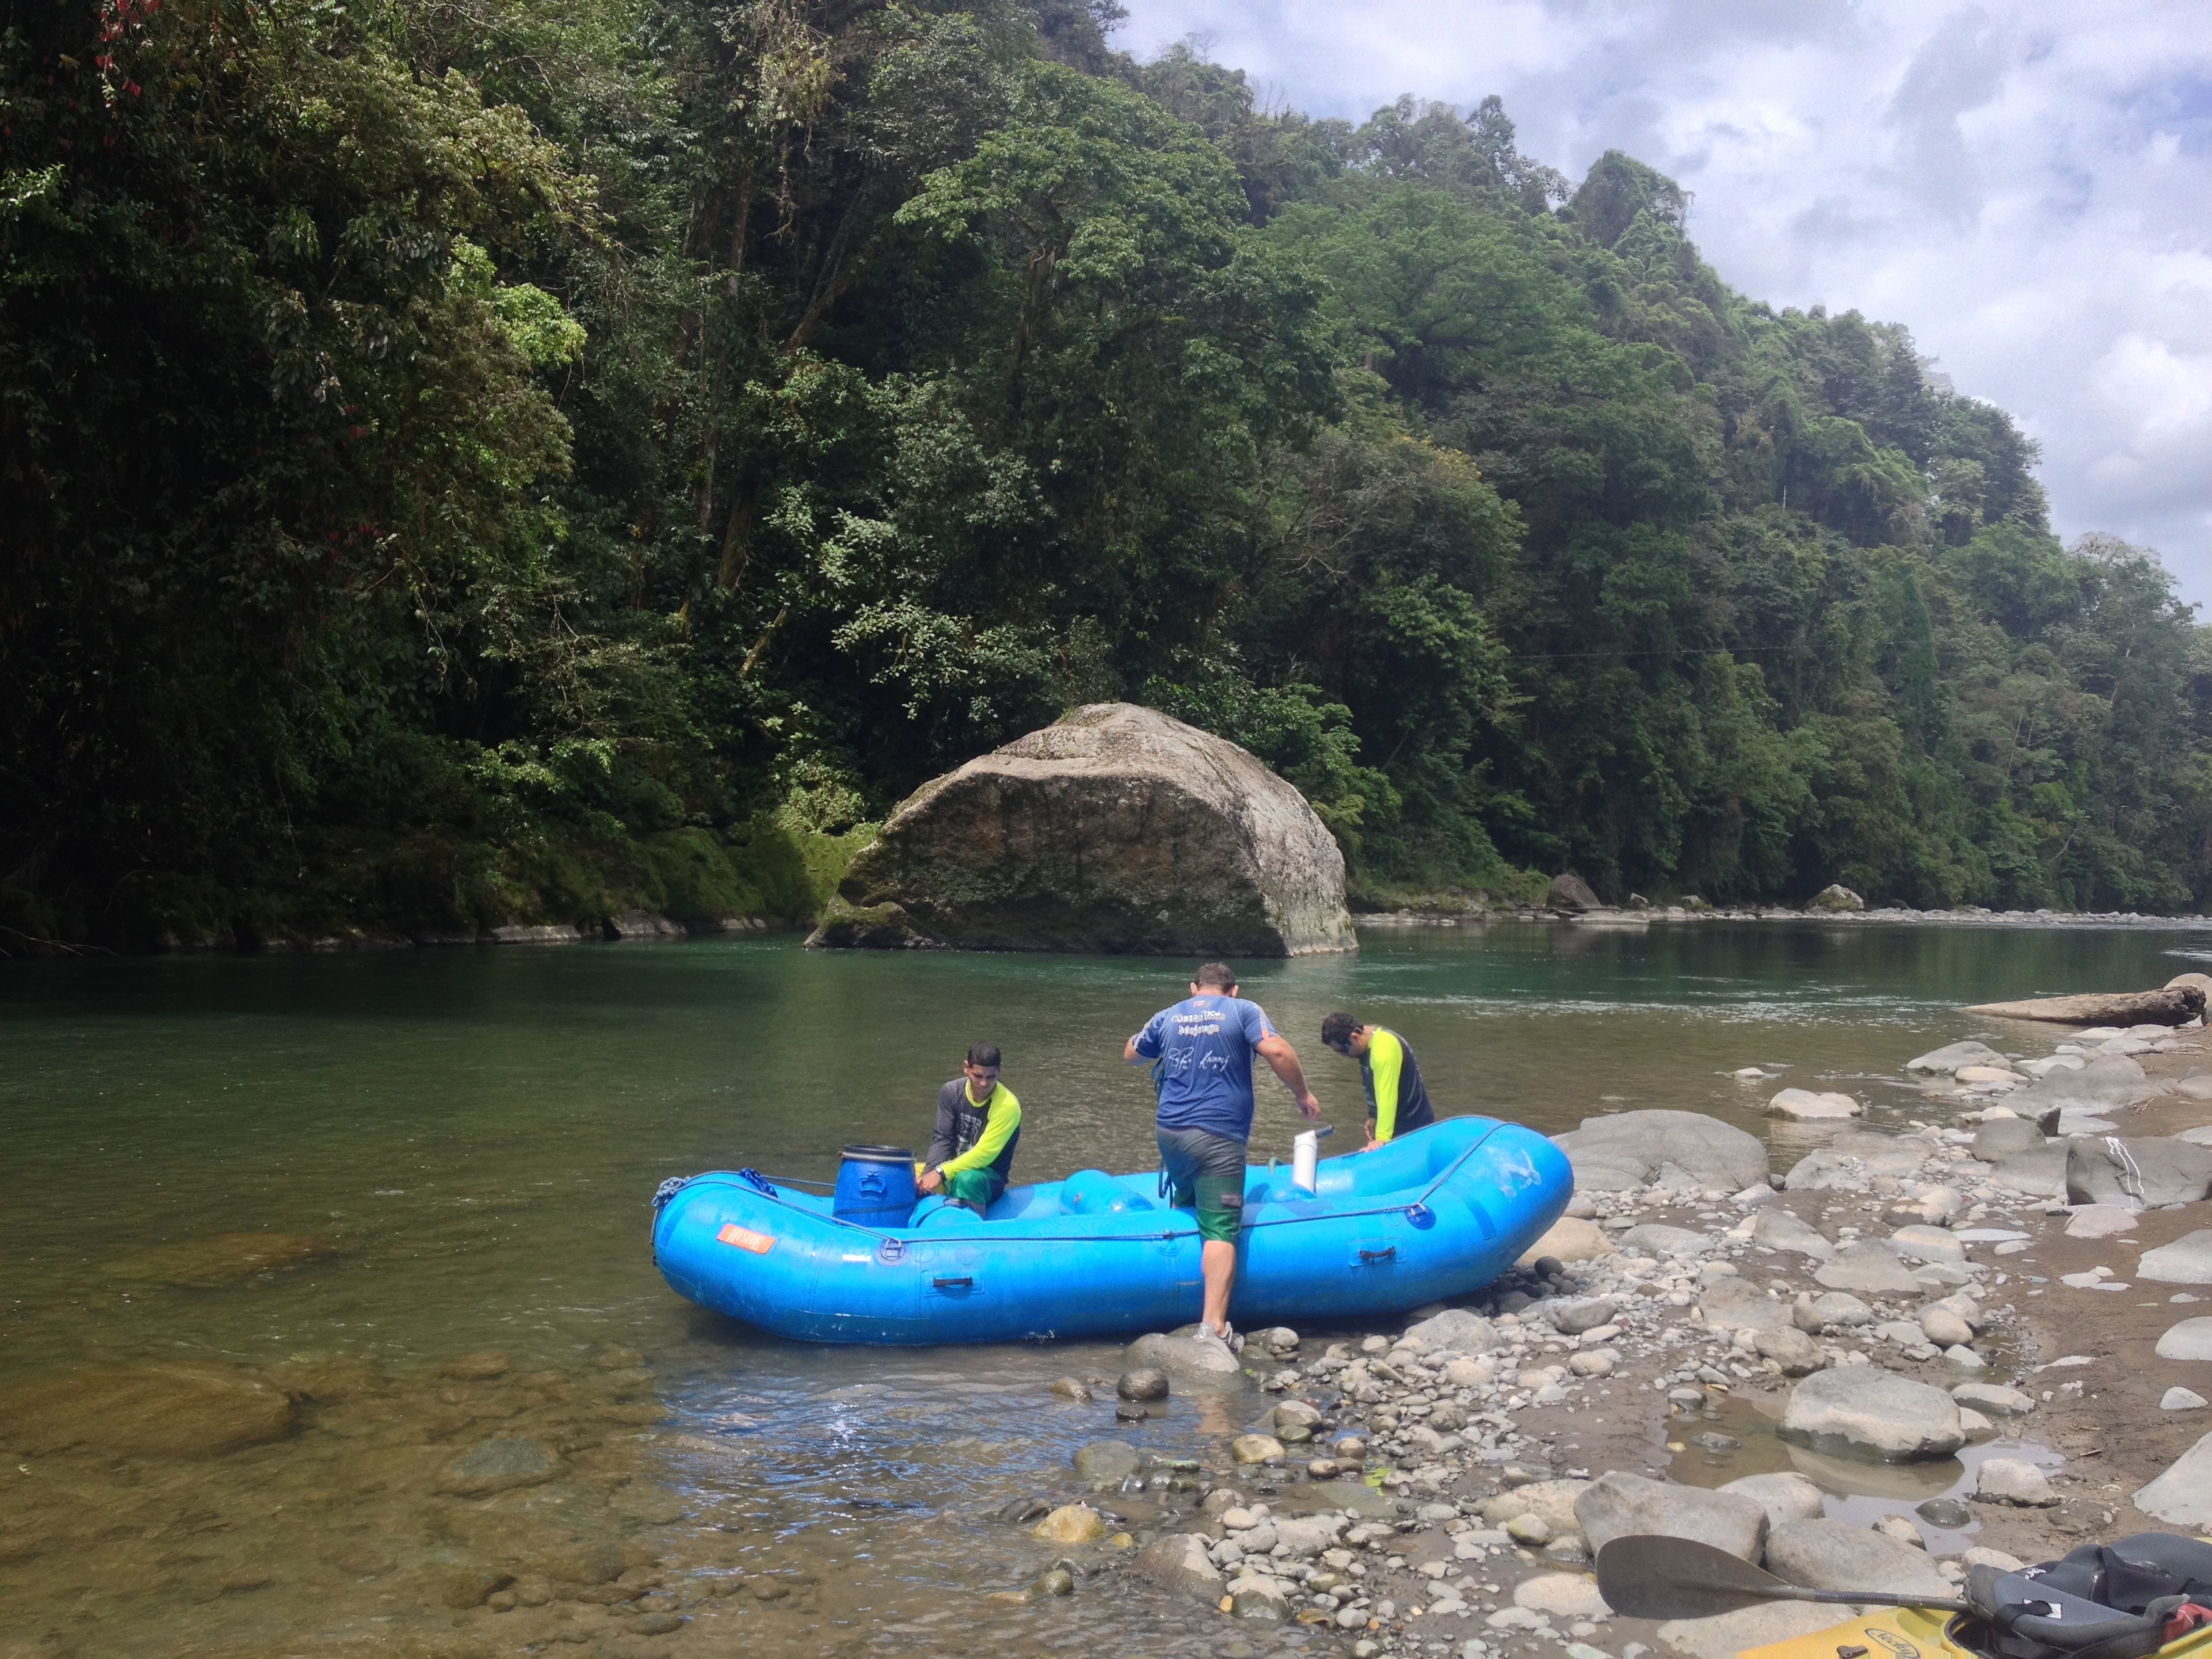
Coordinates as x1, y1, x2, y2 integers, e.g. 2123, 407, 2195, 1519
1361, 1137, 1383, 1153
1296, 1090, 1322, 1120
918, 1169, 943, 1195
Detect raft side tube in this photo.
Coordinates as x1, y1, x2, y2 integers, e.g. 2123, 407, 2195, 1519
652, 1114, 1573, 1345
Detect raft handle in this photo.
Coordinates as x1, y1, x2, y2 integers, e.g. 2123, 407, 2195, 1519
932, 1275, 975, 1290
1358, 1247, 1397, 1264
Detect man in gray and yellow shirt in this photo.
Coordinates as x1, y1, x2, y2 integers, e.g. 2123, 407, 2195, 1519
919, 1042, 1021, 1213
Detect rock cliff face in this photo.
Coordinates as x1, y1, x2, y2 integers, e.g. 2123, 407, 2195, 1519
807, 703, 1357, 956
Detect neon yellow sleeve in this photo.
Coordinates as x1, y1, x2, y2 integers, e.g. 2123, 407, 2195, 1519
937, 1086, 1022, 1176
1370, 1031, 1404, 1143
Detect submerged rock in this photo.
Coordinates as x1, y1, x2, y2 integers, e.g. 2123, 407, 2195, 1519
1073, 1439, 1141, 1487
806, 702, 1355, 956
104, 1231, 340, 1288
0, 1364, 296, 1458
435, 1437, 562, 1496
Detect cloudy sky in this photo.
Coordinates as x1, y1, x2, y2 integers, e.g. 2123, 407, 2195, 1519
1118, 1, 2212, 605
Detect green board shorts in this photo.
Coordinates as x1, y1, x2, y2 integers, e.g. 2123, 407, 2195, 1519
944, 1168, 1006, 1212
1157, 1126, 1247, 1244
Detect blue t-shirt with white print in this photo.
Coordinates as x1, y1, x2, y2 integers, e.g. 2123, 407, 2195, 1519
1133, 993, 1277, 1141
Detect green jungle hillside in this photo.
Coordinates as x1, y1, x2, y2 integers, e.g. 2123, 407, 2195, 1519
5, 0, 2209, 949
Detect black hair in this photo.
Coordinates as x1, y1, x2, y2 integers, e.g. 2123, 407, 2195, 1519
1194, 961, 1237, 990
966, 1042, 1002, 1069
1320, 1012, 1359, 1049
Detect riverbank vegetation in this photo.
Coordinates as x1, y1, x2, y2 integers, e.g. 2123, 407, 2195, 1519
6, 0, 2209, 949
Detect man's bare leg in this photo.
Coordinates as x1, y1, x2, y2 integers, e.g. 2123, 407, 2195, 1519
1201, 1239, 1237, 1333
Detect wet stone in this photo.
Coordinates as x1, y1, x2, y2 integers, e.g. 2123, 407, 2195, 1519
1073, 1439, 1141, 1487
104, 1231, 342, 1288
1917, 1498, 1972, 1528
444, 1352, 512, 1381
0, 1363, 297, 1458
434, 1437, 562, 1496
1117, 1368, 1170, 1401
1048, 1377, 1093, 1401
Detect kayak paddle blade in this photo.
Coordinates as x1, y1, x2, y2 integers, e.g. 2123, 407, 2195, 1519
1596, 1535, 1804, 1621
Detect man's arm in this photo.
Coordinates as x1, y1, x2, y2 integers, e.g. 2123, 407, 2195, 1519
937, 1093, 1021, 1176
1254, 1032, 1322, 1119
1124, 1012, 1162, 1066
1368, 1029, 1404, 1146
924, 1087, 958, 1170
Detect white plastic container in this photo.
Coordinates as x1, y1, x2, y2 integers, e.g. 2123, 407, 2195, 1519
1292, 1129, 1319, 1193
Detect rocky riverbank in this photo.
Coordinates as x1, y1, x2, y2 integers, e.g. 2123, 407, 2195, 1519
951, 985, 2212, 1659
12, 985, 2212, 1659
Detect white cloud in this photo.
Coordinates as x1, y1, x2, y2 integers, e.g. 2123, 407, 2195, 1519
1118, 0, 2212, 604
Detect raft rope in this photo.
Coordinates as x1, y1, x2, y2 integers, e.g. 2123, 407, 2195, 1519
653, 1132, 1493, 1249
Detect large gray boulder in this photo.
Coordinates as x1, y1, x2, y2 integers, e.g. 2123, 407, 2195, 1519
1402, 1307, 1498, 1351
1905, 1040, 2009, 1075
2140, 1231, 2212, 1285
2067, 1136, 2212, 1209
1135, 1533, 1224, 1600
1973, 1118, 2047, 1162
1551, 1110, 1769, 1193
2004, 1055, 2156, 1118
807, 703, 1355, 956
1719, 1472, 1826, 1529
1550, 872, 1603, 910
2137, 1433, 2212, 1525
1658, 1603, 1849, 1659
1574, 1471, 1769, 1561
1780, 1366, 1965, 1462
1812, 1242, 1925, 1296
1987, 1143, 2068, 1199
1764, 1519, 1952, 1597
1121, 1331, 1248, 1392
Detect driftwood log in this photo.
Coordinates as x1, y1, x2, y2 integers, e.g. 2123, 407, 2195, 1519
1961, 985, 2207, 1025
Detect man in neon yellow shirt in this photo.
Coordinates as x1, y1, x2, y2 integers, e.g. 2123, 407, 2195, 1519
1319, 1013, 1435, 1150
919, 1042, 1021, 1213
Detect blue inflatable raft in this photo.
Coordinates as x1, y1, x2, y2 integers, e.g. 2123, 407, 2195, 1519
651, 1115, 1572, 1345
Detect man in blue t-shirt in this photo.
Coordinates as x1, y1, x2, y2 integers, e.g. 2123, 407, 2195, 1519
1124, 961, 1320, 1353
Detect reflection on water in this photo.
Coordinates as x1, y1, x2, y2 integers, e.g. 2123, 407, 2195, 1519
0, 922, 2196, 1652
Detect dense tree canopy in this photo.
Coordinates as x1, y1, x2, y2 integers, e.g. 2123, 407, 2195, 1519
5, 0, 2208, 947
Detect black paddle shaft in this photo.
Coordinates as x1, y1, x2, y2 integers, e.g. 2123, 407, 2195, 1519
1595, 1535, 1975, 1622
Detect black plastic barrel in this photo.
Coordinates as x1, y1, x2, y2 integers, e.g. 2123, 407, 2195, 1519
832, 1144, 918, 1227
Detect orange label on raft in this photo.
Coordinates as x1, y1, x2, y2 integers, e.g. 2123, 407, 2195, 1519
716, 1223, 776, 1254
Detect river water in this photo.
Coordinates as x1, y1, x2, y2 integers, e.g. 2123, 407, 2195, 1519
1, 920, 2204, 1658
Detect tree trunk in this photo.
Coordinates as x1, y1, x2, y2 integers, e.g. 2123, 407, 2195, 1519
1961, 987, 2205, 1026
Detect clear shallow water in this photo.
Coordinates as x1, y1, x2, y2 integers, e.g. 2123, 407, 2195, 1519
0, 921, 2200, 1656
